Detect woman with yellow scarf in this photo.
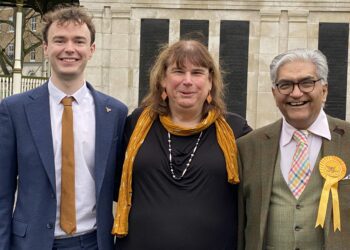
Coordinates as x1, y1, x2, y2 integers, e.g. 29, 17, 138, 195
113, 40, 251, 249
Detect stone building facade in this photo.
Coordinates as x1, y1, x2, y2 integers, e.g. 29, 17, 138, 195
78, 0, 350, 128
3, 1, 350, 128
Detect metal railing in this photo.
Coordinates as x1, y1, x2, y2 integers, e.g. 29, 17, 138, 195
0, 75, 48, 100
21, 76, 48, 92
0, 75, 13, 100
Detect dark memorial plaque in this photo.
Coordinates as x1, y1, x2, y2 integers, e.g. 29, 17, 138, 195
319, 23, 349, 120
139, 19, 169, 104
180, 20, 209, 46
219, 20, 249, 117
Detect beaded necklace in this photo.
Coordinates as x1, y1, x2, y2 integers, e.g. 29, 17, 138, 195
167, 131, 203, 180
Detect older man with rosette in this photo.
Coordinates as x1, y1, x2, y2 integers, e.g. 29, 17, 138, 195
237, 48, 350, 250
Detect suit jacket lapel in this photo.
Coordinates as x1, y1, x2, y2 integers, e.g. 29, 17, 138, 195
25, 83, 56, 192
88, 83, 117, 198
322, 116, 345, 239
259, 119, 282, 245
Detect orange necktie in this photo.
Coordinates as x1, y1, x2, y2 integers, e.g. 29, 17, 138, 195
60, 96, 76, 234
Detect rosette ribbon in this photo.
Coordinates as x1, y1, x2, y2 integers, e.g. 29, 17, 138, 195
315, 156, 346, 232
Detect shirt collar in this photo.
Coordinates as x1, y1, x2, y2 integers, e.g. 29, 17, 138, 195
281, 109, 331, 146
48, 79, 89, 105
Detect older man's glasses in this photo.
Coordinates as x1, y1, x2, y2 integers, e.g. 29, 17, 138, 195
274, 78, 322, 95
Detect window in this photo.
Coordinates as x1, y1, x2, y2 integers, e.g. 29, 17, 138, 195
8, 16, 14, 32
7, 43, 14, 61
28, 70, 36, 76
30, 17, 36, 31
30, 49, 36, 62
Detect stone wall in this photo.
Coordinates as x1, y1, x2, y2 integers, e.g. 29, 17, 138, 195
80, 0, 350, 128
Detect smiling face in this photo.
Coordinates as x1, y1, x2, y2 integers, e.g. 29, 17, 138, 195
43, 20, 95, 91
272, 60, 328, 129
161, 60, 212, 120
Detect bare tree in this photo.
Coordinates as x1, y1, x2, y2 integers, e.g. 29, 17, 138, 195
0, 7, 43, 75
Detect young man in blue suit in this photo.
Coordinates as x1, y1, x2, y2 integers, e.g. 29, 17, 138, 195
0, 6, 128, 250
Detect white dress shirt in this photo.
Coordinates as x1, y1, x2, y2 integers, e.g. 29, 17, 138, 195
279, 109, 331, 183
48, 80, 97, 237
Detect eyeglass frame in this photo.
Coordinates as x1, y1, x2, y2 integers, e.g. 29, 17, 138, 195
273, 78, 323, 95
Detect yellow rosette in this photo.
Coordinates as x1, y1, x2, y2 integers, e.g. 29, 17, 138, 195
315, 156, 346, 232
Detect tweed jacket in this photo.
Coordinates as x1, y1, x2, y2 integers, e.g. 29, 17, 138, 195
237, 115, 350, 250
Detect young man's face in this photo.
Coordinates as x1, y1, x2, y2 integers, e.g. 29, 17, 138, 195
43, 21, 95, 86
272, 60, 328, 129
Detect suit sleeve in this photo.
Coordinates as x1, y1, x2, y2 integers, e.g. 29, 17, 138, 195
237, 150, 246, 250
114, 107, 142, 200
113, 104, 128, 201
225, 112, 253, 139
0, 100, 18, 250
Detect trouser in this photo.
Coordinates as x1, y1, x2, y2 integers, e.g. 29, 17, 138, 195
53, 230, 98, 250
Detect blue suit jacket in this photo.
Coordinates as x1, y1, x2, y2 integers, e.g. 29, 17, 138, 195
0, 82, 128, 250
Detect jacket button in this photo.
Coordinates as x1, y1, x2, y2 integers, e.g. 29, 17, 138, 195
47, 223, 53, 229
295, 226, 301, 231
296, 204, 301, 209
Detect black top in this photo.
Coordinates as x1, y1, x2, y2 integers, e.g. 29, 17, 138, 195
115, 109, 251, 250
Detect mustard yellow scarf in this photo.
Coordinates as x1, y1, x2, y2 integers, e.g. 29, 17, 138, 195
112, 106, 239, 237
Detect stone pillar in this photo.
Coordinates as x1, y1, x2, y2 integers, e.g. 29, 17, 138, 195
287, 10, 309, 50
209, 19, 220, 63
279, 10, 288, 54
86, 8, 104, 91
13, 3, 23, 94
42, 59, 48, 77
87, 6, 130, 106
107, 7, 131, 105
246, 17, 260, 128
101, 6, 112, 94
255, 9, 281, 128
128, 16, 140, 111
169, 19, 180, 44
